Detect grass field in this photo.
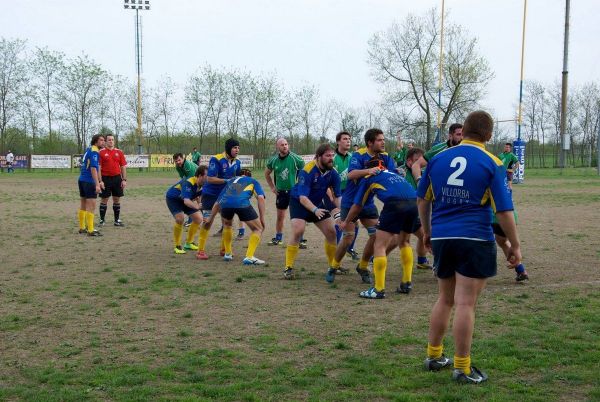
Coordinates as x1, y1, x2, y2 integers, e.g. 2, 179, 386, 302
0, 170, 599, 401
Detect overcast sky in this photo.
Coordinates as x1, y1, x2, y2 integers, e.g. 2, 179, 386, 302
3, 0, 599, 126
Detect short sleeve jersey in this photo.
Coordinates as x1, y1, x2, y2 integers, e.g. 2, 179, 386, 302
424, 140, 451, 162
498, 152, 519, 171
166, 176, 202, 200
333, 150, 351, 191
217, 176, 265, 209
191, 151, 201, 165
266, 152, 305, 191
176, 159, 198, 179
99, 148, 127, 176
291, 160, 341, 206
417, 139, 513, 241
342, 148, 397, 208
202, 153, 242, 196
354, 170, 416, 207
79, 145, 100, 184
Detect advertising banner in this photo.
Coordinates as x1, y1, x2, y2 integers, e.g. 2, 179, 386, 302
72, 154, 83, 168
31, 155, 71, 169
512, 139, 526, 183
0, 155, 28, 169
301, 155, 314, 164
150, 154, 174, 168
125, 154, 150, 168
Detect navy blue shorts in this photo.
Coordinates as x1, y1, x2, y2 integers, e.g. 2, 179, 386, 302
78, 180, 97, 199
166, 197, 200, 217
376, 199, 420, 234
340, 204, 379, 223
289, 197, 330, 223
201, 194, 218, 212
276, 190, 291, 210
432, 239, 497, 279
221, 206, 258, 222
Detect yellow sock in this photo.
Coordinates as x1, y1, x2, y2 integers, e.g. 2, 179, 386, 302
186, 222, 199, 244
359, 258, 369, 269
285, 244, 300, 268
331, 258, 341, 269
427, 344, 443, 359
373, 256, 387, 292
400, 246, 414, 283
454, 356, 471, 374
324, 241, 337, 266
222, 227, 233, 254
198, 227, 209, 251
78, 209, 86, 230
173, 223, 184, 247
246, 233, 261, 258
85, 211, 95, 233
220, 237, 225, 251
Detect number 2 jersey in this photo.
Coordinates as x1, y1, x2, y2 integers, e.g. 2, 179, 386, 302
216, 176, 265, 209
416, 139, 513, 241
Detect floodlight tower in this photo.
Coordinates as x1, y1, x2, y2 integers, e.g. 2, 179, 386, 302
124, 0, 150, 157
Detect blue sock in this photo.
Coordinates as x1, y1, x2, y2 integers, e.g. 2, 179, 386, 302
417, 256, 428, 264
276, 232, 283, 241
516, 263, 525, 273
369, 256, 374, 263
335, 225, 342, 244
238, 228, 245, 236
348, 226, 358, 250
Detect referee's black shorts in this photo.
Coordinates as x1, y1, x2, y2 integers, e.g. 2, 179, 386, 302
100, 175, 124, 198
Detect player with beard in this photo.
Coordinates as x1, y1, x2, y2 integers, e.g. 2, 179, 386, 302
410, 123, 463, 184
282, 144, 341, 280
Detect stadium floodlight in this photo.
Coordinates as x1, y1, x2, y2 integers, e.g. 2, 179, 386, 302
123, 0, 150, 162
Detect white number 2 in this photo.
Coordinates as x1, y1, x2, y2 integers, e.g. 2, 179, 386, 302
447, 157, 467, 186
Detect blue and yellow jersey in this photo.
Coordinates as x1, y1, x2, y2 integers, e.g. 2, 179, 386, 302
78, 146, 100, 183
217, 176, 265, 209
354, 170, 416, 207
166, 176, 202, 200
201, 152, 242, 196
291, 160, 341, 206
342, 148, 396, 208
416, 139, 513, 241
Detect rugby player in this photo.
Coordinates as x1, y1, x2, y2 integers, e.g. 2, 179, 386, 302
77, 134, 105, 237
329, 128, 396, 284
165, 165, 208, 254
341, 156, 421, 298
283, 144, 341, 280
202, 169, 267, 265
195, 139, 242, 260
418, 111, 521, 384
264, 137, 305, 246
410, 123, 463, 184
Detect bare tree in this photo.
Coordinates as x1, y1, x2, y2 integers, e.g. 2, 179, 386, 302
32, 47, 65, 139
368, 8, 493, 147
104, 74, 131, 146
296, 84, 319, 153
153, 75, 179, 152
224, 69, 249, 138
58, 54, 107, 152
184, 73, 210, 150
0, 38, 27, 153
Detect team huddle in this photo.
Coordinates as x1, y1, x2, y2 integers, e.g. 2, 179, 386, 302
76, 110, 527, 384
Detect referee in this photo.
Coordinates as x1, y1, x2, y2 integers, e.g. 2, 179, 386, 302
99, 134, 127, 226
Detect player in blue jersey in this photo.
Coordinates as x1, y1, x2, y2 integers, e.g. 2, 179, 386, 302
197, 138, 242, 257
165, 165, 208, 254
330, 128, 396, 284
417, 111, 522, 384
283, 144, 341, 280
341, 157, 421, 299
77, 134, 105, 237
201, 170, 267, 265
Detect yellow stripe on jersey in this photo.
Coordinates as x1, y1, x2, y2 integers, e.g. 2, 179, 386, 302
187, 177, 198, 186
424, 181, 435, 201
243, 183, 255, 194
361, 183, 386, 205
174, 184, 182, 190
355, 147, 389, 157
461, 140, 504, 166
303, 160, 316, 173
481, 188, 497, 212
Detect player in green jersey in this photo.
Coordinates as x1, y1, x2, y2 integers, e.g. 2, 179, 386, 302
497, 143, 520, 189
265, 138, 305, 246
410, 123, 463, 184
